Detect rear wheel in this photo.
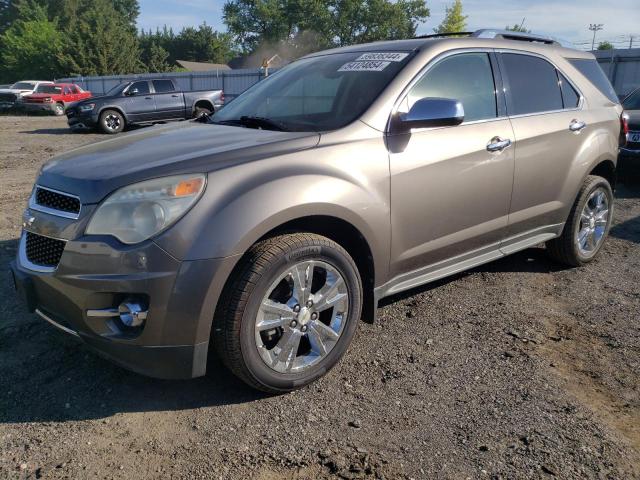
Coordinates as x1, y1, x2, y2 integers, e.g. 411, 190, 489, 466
546, 175, 613, 266
193, 106, 212, 118
213, 233, 363, 393
99, 109, 125, 134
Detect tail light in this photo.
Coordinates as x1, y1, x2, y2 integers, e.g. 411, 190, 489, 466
620, 112, 629, 147
220, 90, 225, 104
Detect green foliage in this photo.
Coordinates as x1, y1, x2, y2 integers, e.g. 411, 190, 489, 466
223, 0, 430, 53
57, 0, 141, 76
0, 5, 64, 81
597, 41, 613, 50
505, 23, 530, 33
142, 43, 174, 72
434, 0, 467, 34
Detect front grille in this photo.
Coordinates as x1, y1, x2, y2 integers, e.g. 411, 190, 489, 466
25, 232, 66, 268
35, 187, 80, 215
0, 93, 16, 103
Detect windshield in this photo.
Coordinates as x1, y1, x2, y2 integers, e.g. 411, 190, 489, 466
106, 83, 128, 96
213, 51, 413, 131
623, 89, 640, 110
36, 85, 62, 94
11, 82, 37, 90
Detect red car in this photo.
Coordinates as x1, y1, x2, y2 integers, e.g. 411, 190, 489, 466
22, 83, 92, 116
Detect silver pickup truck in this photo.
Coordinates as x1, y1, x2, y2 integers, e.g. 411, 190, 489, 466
66, 78, 224, 133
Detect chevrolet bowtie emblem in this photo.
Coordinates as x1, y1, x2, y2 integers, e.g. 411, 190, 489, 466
23, 210, 35, 228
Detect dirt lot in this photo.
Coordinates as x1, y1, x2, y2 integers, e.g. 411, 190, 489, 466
1, 115, 639, 479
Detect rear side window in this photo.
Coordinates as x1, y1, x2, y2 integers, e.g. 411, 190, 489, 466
568, 58, 618, 103
153, 80, 175, 93
501, 53, 563, 115
559, 73, 580, 108
406, 52, 497, 122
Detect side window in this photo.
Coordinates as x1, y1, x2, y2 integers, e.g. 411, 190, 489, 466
501, 53, 563, 115
130, 81, 150, 95
153, 80, 175, 93
405, 52, 497, 122
559, 73, 580, 109
63, 87, 71, 95
568, 58, 618, 103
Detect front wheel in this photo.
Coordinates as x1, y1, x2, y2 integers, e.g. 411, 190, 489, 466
99, 109, 125, 134
53, 103, 65, 116
546, 175, 613, 266
213, 233, 363, 393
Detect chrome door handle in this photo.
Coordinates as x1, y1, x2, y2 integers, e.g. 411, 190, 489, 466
569, 119, 586, 132
487, 137, 512, 152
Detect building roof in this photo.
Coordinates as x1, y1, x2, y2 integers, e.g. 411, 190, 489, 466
176, 60, 231, 71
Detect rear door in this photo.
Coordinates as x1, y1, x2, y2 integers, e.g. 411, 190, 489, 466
124, 81, 156, 121
499, 52, 589, 242
152, 79, 184, 119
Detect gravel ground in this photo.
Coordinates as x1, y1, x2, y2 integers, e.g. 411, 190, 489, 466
1, 116, 639, 479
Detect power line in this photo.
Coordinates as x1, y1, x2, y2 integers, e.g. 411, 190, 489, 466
589, 23, 604, 51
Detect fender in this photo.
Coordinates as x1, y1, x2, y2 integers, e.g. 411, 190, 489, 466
154, 126, 392, 284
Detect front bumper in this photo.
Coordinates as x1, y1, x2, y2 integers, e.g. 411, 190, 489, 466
67, 110, 99, 130
11, 224, 239, 379
22, 102, 58, 113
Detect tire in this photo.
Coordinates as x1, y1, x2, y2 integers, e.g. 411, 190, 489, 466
213, 233, 363, 393
546, 175, 614, 267
193, 106, 212, 118
53, 103, 65, 116
99, 109, 125, 134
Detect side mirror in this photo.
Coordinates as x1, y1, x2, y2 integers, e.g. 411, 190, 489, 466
397, 97, 464, 130
127, 88, 139, 96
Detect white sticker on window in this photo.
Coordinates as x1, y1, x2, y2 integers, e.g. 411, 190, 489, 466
338, 61, 391, 72
355, 52, 409, 62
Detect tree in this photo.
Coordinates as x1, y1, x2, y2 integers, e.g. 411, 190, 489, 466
0, 4, 64, 81
505, 23, 530, 33
142, 43, 174, 72
223, 0, 430, 53
434, 0, 467, 34
57, 0, 141, 75
597, 41, 613, 50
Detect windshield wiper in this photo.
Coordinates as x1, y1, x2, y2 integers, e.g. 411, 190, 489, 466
211, 116, 289, 131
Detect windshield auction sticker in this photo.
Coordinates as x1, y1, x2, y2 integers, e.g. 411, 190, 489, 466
338, 61, 391, 72
355, 52, 409, 62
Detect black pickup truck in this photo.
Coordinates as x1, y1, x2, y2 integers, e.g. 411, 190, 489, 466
66, 78, 223, 134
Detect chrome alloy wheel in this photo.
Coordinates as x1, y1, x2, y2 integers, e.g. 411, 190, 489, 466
576, 187, 610, 256
255, 260, 349, 373
105, 113, 121, 131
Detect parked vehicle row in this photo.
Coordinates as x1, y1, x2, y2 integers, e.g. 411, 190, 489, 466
0, 80, 55, 108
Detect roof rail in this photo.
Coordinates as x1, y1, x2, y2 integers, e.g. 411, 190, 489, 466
471, 29, 561, 45
414, 32, 473, 39
413, 29, 572, 48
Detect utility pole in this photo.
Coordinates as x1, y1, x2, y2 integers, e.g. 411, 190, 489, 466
630, 35, 635, 49
589, 23, 603, 51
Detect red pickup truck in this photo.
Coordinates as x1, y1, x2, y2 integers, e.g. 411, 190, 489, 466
22, 83, 92, 116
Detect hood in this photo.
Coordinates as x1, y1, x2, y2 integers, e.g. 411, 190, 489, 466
75, 95, 108, 106
38, 121, 320, 204
625, 109, 640, 130
0, 88, 31, 95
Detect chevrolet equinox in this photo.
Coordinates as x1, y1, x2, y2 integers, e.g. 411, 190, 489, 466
11, 30, 624, 392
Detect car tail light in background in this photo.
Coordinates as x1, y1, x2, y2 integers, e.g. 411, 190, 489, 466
620, 112, 629, 147
220, 90, 225, 104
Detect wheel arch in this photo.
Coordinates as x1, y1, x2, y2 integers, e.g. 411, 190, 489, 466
589, 159, 616, 189
192, 99, 214, 114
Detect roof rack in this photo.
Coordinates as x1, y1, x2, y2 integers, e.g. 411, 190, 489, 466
415, 29, 570, 47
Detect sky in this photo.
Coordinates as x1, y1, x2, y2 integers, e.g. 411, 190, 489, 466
137, 0, 640, 50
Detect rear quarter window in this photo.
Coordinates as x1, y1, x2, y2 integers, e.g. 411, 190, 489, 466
568, 58, 618, 104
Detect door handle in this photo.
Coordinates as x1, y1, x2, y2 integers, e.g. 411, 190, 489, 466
487, 136, 512, 152
145, 96, 152, 100
569, 119, 586, 132
171, 94, 179, 97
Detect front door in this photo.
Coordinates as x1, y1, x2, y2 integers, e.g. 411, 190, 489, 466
124, 81, 156, 121
389, 51, 515, 281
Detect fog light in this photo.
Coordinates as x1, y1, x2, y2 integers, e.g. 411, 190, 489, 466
118, 302, 147, 327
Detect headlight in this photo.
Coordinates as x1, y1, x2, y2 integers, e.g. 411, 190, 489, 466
79, 103, 95, 112
86, 174, 206, 244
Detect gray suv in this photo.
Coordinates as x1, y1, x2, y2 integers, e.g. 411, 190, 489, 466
11, 30, 623, 392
